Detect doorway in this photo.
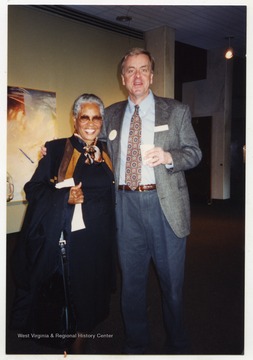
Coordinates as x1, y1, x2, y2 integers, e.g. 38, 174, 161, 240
185, 116, 212, 204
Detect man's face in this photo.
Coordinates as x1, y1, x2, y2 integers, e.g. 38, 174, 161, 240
73, 103, 103, 144
121, 54, 153, 103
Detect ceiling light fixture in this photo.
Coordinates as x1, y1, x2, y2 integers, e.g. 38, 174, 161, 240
225, 36, 234, 60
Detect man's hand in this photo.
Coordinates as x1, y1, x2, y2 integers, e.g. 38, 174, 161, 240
143, 147, 173, 167
68, 182, 84, 205
40, 145, 47, 157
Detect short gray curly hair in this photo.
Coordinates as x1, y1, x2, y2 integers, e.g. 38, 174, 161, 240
72, 93, 104, 119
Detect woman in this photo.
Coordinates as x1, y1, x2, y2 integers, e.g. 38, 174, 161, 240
11, 94, 116, 353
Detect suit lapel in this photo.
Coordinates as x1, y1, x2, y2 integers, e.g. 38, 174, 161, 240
110, 102, 127, 151
154, 96, 172, 147
107, 101, 127, 177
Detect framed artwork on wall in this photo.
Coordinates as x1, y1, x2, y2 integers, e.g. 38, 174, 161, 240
7, 86, 57, 202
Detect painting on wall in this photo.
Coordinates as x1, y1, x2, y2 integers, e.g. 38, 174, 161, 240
7, 86, 57, 202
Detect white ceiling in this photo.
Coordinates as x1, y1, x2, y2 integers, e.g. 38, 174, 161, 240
65, 5, 246, 58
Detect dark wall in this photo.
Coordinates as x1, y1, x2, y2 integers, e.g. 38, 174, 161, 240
175, 42, 246, 205
175, 41, 207, 101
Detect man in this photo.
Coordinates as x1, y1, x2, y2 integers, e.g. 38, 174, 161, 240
100, 47, 202, 354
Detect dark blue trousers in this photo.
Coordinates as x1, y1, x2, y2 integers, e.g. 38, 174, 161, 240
116, 189, 188, 354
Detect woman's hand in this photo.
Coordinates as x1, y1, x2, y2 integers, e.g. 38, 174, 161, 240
68, 182, 84, 205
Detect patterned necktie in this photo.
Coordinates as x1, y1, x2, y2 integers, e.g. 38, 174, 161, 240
125, 105, 142, 190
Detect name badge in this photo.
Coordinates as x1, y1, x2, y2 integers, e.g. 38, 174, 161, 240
154, 124, 169, 132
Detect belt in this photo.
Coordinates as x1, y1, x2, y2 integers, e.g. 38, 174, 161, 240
118, 184, 156, 192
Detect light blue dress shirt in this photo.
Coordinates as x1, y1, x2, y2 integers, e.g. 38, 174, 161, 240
119, 91, 156, 185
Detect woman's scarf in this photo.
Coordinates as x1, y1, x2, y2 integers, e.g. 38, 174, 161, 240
74, 133, 102, 165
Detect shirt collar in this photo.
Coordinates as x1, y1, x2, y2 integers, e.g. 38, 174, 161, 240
128, 90, 154, 116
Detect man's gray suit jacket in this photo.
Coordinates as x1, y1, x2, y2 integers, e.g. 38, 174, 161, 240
101, 95, 202, 238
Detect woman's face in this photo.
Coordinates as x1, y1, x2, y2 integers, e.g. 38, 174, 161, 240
73, 103, 103, 144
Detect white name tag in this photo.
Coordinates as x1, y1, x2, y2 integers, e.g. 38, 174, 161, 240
154, 124, 169, 132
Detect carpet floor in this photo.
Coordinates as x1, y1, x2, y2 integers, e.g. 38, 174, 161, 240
5, 199, 245, 355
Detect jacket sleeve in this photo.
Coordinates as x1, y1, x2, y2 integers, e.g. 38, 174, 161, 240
169, 105, 202, 172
